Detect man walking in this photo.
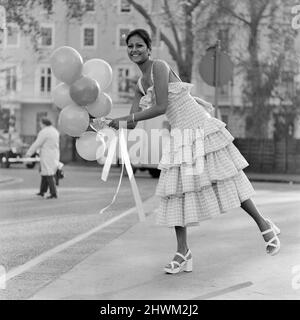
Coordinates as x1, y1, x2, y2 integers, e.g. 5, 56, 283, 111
26, 118, 60, 199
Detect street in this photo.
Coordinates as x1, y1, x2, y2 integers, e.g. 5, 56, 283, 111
0, 165, 300, 300
0, 164, 158, 299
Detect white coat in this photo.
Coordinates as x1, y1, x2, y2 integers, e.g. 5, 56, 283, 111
27, 126, 60, 175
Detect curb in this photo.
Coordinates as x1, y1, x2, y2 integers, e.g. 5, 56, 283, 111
248, 178, 300, 184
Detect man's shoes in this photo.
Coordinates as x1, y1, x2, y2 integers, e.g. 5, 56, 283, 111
46, 195, 57, 199
36, 193, 44, 197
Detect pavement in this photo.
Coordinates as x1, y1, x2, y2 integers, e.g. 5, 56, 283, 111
2, 169, 300, 185
0, 174, 16, 184
2, 168, 300, 300
27, 194, 300, 300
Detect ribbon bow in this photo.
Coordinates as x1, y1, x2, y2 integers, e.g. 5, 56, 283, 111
90, 120, 145, 222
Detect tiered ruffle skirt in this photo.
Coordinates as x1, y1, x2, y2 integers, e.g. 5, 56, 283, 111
155, 117, 255, 227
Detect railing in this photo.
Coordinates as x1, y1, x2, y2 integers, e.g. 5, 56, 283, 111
234, 138, 300, 174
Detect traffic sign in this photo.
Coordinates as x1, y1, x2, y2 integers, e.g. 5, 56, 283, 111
199, 48, 233, 87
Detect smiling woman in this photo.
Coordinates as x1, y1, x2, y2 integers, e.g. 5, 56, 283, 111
106, 28, 281, 275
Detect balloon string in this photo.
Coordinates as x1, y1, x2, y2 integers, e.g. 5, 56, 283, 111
99, 161, 124, 216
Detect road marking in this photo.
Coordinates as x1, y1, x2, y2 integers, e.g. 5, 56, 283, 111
191, 281, 253, 300
4, 199, 152, 283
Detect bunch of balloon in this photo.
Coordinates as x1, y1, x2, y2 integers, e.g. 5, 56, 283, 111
50, 46, 113, 161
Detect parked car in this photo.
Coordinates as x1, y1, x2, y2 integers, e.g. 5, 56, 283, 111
0, 130, 39, 169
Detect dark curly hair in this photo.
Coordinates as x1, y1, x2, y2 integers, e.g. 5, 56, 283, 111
125, 28, 152, 50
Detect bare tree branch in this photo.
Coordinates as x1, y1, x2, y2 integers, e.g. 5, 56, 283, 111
188, 0, 203, 13
127, 0, 181, 65
162, 0, 182, 60
219, 0, 251, 26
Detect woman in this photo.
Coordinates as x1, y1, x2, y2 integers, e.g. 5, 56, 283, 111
26, 118, 60, 199
107, 29, 280, 274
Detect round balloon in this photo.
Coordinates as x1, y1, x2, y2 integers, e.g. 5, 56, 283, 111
70, 76, 100, 106
86, 92, 112, 117
50, 46, 83, 85
83, 59, 113, 91
76, 131, 106, 161
58, 103, 90, 137
51, 83, 73, 109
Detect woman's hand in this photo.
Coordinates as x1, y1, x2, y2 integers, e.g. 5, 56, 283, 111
107, 118, 120, 130
107, 116, 130, 130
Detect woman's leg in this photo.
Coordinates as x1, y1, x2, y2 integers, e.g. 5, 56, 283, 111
241, 198, 269, 231
241, 198, 278, 253
165, 226, 190, 268
175, 226, 188, 254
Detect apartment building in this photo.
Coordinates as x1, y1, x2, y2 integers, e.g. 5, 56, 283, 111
0, 0, 298, 148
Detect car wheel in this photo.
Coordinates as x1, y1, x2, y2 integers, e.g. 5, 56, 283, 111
148, 168, 160, 178
26, 162, 35, 169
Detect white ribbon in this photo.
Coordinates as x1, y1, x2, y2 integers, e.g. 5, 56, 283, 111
99, 128, 145, 222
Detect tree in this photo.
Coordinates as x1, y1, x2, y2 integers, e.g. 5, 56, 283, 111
216, 0, 298, 138
126, 0, 210, 82
0, 0, 54, 51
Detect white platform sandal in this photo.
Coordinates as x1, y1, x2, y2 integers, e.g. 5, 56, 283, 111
262, 219, 281, 256
164, 249, 193, 274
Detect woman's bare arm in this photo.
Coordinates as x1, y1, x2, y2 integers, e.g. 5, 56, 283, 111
128, 85, 143, 129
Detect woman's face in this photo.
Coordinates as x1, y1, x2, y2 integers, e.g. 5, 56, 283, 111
127, 35, 150, 64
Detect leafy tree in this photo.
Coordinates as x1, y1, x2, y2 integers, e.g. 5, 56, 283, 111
216, 0, 298, 138
0, 0, 53, 51
126, 0, 210, 82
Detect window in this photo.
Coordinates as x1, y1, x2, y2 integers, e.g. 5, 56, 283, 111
6, 66, 17, 92
0, 108, 10, 131
117, 67, 135, 99
0, 66, 17, 93
40, 67, 52, 96
6, 24, 20, 47
86, 0, 95, 12
42, 0, 53, 12
40, 26, 53, 47
118, 27, 131, 47
82, 26, 96, 47
281, 71, 295, 96
119, 0, 131, 13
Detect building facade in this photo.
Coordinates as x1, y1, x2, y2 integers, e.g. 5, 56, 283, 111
0, 0, 299, 158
